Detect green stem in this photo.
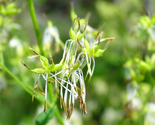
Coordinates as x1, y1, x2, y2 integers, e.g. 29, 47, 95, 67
47, 73, 54, 103
0, 63, 32, 94
47, 74, 64, 124
136, 72, 155, 124
26, 0, 44, 56
0, 41, 4, 65
55, 106, 64, 125
0, 63, 54, 109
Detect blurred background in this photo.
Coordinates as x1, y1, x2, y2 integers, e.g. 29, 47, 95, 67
0, 0, 155, 125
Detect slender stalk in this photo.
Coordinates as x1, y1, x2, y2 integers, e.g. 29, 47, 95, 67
136, 73, 155, 124
55, 106, 64, 125
0, 63, 54, 109
47, 74, 64, 124
0, 41, 4, 65
47, 73, 54, 102
26, 0, 44, 55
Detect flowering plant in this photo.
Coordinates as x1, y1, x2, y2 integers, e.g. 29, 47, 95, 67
21, 4, 114, 119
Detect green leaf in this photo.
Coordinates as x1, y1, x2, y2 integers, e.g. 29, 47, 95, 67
35, 108, 56, 125
40, 56, 49, 69
31, 68, 46, 74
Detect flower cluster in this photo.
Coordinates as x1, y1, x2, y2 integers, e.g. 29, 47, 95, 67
21, 7, 114, 119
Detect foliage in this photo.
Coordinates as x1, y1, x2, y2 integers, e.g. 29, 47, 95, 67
1, 0, 155, 125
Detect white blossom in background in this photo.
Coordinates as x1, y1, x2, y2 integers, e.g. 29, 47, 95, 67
144, 103, 155, 125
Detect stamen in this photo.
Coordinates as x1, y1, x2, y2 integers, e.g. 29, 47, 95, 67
72, 15, 77, 28
28, 55, 40, 58
44, 100, 47, 113
78, 17, 80, 31
95, 31, 101, 40
29, 46, 39, 55
32, 81, 38, 102
84, 21, 88, 31
104, 40, 112, 50
20, 61, 31, 70
77, 39, 83, 47
39, 87, 45, 96
49, 53, 53, 63
85, 12, 91, 21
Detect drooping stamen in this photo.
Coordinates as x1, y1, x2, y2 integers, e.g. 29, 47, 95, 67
77, 39, 83, 47
20, 61, 31, 70
39, 87, 45, 96
49, 53, 53, 63
72, 15, 77, 28
29, 46, 39, 55
95, 31, 101, 40
84, 21, 88, 31
98, 22, 104, 31
85, 12, 91, 21
28, 55, 40, 58
44, 100, 47, 113
78, 17, 80, 31
32, 81, 38, 102
104, 40, 112, 50
50, 77, 55, 82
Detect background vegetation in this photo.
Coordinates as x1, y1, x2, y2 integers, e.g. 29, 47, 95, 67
0, 0, 155, 125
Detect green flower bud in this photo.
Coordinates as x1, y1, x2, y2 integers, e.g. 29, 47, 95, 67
48, 63, 63, 72
31, 68, 46, 74
139, 61, 151, 71
94, 49, 105, 57
47, 63, 55, 72
139, 16, 152, 28
129, 69, 136, 79
90, 45, 99, 55
84, 39, 90, 50
78, 31, 86, 41
40, 56, 49, 69
69, 27, 76, 40
48, 20, 53, 27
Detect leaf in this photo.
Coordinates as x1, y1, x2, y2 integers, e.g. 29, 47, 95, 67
35, 108, 56, 125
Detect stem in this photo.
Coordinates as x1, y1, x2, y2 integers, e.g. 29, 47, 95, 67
55, 106, 64, 125
47, 74, 64, 124
0, 41, 4, 65
0, 63, 54, 109
48, 73, 54, 102
0, 63, 32, 94
26, 0, 44, 55
136, 72, 155, 124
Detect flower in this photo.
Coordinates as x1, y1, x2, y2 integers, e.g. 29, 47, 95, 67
21, 10, 114, 119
